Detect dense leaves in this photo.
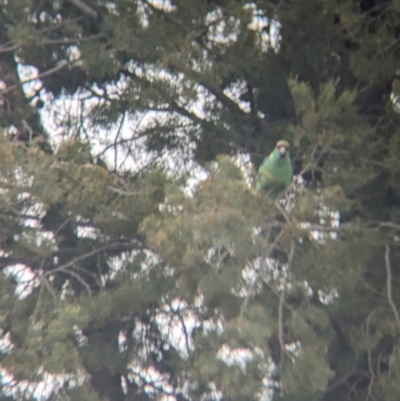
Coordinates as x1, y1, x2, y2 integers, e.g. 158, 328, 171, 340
0, 1, 400, 401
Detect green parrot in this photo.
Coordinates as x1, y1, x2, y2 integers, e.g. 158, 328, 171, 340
256, 140, 293, 193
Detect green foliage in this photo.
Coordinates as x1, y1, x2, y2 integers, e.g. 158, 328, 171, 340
1, 1, 400, 401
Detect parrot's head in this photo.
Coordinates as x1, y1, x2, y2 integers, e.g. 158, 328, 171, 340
276, 140, 290, 158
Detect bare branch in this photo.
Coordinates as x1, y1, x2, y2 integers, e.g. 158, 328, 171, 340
195, 75, 247, 117
43, 34, 104, 45
170, 100, 205, 126
2, 61, 69, 95
108, 186, 139, 196
384, 244, 400, 328
372, 221, 400, 231
366, 314, 376, 401
278, 241, 295, 363
68, 0, 99, 20
0, 44, 18, 54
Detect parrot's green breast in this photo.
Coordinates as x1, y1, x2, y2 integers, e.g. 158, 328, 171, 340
256, 148, 293, 192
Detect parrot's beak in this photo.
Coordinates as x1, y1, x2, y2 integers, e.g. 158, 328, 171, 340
278, 146, 287, 157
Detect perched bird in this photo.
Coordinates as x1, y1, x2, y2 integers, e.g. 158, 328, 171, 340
256, 140, 293, 193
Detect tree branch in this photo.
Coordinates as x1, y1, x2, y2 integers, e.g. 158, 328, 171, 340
2, 61, 69, 95
141, 0, 247, 118
384, 244, 400, 328
0, 44, 18, 54
170, 100, 205, 126
68, 0, 99, 20
278, 241, 295, 364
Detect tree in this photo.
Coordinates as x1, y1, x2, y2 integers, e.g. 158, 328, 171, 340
0, 1, 400, 401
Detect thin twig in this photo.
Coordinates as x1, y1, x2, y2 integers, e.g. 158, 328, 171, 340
2, 62, 68, 94
384, 244, 400, 328
366, 314, 376, 401
44, 241, 132, 291
278, 241, 295, 363
114, 113, 126, 171
373, 221, 400, 231
108, 186, 139, 196
239, 228, 284, 318
68, 0, 99, 20
0, 44, 18, 54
